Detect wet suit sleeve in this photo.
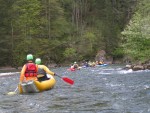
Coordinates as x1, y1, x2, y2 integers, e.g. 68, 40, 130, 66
20, 65, 26, 82
43, 65, 55, 76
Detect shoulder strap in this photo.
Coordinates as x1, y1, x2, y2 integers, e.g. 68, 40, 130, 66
25, 63, 29, 70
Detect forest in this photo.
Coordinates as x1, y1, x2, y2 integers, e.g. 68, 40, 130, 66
0, 0, 149, 67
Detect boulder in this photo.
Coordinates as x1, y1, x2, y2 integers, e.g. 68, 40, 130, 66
132, 65, 145, 71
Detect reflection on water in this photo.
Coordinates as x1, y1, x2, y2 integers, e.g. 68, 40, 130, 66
0, 65, 150, 113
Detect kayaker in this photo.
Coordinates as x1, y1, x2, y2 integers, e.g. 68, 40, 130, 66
35, 58, 56, 82
19, 54, 38, 83
69, 65, 75, 71
99, 60, 104, 65
73, 62, 79, 69
96, 60, 104, 65
82, 61, 89, 67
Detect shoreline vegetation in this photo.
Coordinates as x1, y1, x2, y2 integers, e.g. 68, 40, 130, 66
1, 1, 149, 68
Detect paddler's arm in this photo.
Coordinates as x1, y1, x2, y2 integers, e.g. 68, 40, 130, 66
43, 65, 55, 76
19, 65, 26, 82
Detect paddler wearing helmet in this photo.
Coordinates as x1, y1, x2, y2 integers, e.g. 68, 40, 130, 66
19, 54, 38, 83
35, 58, 56, 82
72, 61, 79, 69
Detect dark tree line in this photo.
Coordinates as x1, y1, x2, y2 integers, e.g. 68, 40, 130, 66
1, 0, 148, 67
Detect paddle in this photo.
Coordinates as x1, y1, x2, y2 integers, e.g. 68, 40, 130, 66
7, 86, 18, 95
55, 74, 74, 85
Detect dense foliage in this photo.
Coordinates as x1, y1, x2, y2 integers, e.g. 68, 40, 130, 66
121, 0, 150, 63
1, 0, 148, 67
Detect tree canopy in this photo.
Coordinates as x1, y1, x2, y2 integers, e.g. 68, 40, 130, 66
121, 0, 150, 62
1, 0, 149, 67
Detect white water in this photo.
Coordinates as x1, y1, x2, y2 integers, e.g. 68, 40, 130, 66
0, 65, 150, 113
0, 72, 20, 77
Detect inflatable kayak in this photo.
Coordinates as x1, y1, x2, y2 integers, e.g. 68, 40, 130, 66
67, 68, 76, 71
18, 75, 56, 94
97, 64, 108, 67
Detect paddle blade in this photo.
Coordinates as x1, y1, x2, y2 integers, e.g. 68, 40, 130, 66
7, 92, 16, 95
7, 87, 18, 95
62, 77, 74, 85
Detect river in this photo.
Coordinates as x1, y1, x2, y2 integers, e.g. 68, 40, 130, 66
0, 64, 150, 113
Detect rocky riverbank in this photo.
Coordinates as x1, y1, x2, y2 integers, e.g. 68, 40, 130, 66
123, 61, 150, 71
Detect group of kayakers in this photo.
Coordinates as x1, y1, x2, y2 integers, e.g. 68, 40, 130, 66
69, 60, 106, 71
19, 54, 57, 84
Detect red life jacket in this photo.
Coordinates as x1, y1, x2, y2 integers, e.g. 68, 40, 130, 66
25, 63, 37, 77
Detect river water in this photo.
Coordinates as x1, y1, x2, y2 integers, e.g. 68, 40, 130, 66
0, 65, 150, 113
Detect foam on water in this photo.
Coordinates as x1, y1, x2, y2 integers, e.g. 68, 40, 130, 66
0, 72, 19, 77
118, 69, 133, 74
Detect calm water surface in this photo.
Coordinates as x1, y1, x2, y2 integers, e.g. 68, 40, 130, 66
0, 65, 150, 113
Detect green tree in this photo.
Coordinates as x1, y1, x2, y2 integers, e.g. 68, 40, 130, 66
0, 0, 140, 66
122, 0, 150, 62
0, 0, 15, 66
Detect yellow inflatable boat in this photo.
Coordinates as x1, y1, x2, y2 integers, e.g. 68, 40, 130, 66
18, 75, 56, 94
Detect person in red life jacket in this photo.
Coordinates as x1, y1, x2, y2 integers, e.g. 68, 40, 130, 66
19, 54, 38, 83
35, 58, 56, 82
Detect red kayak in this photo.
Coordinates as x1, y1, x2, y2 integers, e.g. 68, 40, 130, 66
67, 68, 75, 71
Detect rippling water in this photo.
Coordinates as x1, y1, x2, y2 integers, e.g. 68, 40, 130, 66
0, 65, 150, 113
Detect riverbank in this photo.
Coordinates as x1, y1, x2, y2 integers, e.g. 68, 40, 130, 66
0, 66, 21, 77
123, 62, 150, 71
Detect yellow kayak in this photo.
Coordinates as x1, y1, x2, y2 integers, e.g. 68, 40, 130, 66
18, 75, 56, 94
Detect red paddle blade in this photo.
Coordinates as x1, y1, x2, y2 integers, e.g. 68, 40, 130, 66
62, 77, 74, 85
